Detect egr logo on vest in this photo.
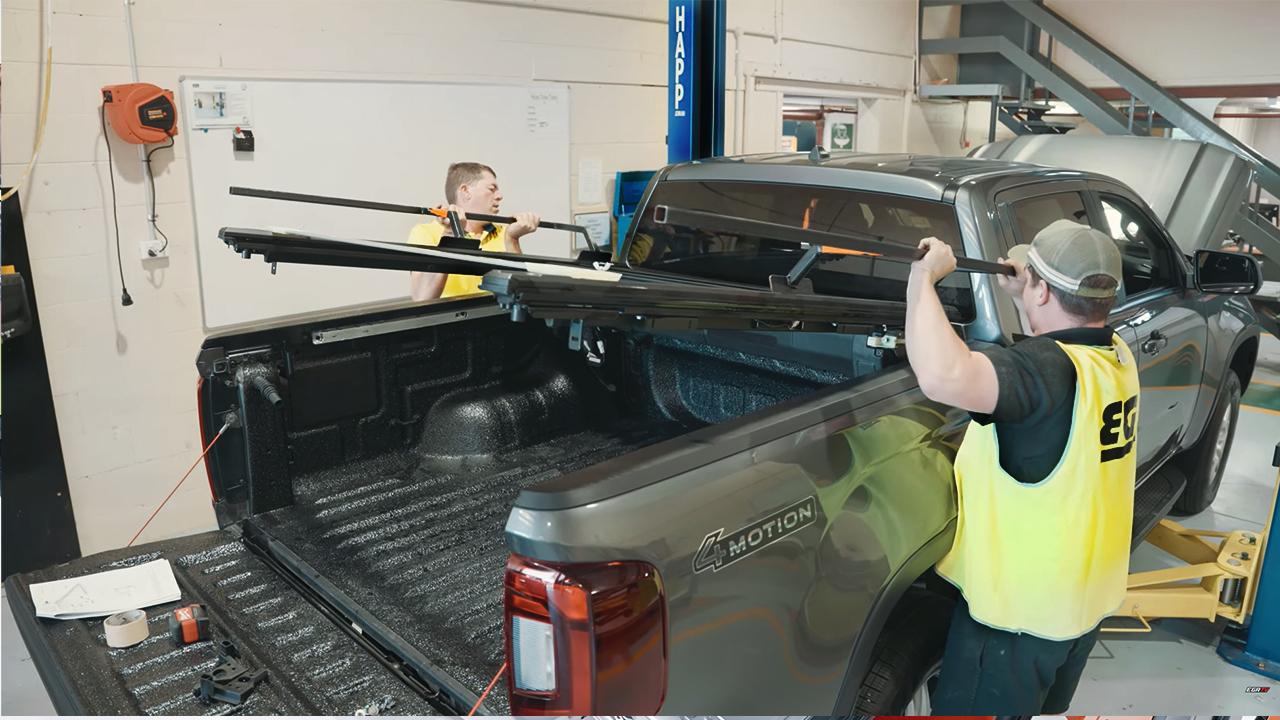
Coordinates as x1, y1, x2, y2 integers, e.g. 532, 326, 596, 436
1099, 394, 1138, 462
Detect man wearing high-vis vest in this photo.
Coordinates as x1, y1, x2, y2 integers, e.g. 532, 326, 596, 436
904, 219, 1139, 714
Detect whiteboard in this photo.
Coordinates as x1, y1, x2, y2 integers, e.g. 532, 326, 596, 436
180, 77, 572, 330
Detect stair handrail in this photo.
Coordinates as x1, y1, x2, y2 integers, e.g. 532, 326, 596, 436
999, 0, 1280, 197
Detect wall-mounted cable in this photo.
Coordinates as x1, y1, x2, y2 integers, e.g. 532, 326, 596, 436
144, 137, 175, 256
100, 104, 133, 307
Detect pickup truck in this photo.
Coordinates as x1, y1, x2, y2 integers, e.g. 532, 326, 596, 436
6, 136, 1265, 715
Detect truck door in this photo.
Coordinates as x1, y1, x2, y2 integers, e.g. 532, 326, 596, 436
1091, 188, 1207, 472
992, 182, 1180, 474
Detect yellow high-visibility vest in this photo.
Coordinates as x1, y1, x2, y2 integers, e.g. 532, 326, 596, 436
407, 221, 507, 298
936, 334, 1140, 640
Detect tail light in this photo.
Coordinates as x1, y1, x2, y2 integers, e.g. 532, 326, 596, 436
196, 377, 217, 500
504, 554, 667, 714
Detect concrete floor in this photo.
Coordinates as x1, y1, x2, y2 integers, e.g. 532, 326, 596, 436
4, 337, 1280, 715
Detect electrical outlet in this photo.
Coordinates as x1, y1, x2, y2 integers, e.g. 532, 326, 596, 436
139, 240, 167, 259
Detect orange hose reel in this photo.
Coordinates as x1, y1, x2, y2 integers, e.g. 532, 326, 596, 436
101, 82, 178, 144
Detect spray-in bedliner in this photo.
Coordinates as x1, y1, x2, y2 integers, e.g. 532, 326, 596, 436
252, 419, 686, 713
4, 529, 442, 715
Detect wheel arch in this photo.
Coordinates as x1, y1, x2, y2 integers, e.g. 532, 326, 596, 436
830, 519, 956, 714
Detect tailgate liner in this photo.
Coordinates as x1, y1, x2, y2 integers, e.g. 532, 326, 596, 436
4, 529, 443, 715
250, 421, 683, 714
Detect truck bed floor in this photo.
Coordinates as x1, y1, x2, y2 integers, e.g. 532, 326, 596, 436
252, 419, 684, 711
5, 530, 443, 715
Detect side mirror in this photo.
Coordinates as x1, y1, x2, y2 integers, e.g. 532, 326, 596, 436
1194, 249, 1262, 295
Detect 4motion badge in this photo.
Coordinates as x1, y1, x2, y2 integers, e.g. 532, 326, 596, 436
693, 496, 817, 574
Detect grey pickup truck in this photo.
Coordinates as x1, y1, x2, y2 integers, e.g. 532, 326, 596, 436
6, 136, 1265, 715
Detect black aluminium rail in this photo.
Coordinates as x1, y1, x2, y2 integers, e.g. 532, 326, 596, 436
654, 205, 1016, 277
229, 186, 599, 251
234, 525, 461, 714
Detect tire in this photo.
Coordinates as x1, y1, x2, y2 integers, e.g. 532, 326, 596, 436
853, 588, 954, 714
1172, 369, 1241, 515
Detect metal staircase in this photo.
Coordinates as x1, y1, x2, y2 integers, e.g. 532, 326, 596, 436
998, 100, 1073, 134
919, 0, 1280, 265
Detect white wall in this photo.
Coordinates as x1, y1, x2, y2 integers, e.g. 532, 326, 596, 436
2, 0, 919, 554
1048, 0, 1280, 88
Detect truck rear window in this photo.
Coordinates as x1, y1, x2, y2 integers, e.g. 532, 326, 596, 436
627, 179, 974, 321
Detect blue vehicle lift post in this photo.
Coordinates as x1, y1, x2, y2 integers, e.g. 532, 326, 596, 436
613, 1, 724, 252
1216, 441, 1280, 680
667, 0, 725, 164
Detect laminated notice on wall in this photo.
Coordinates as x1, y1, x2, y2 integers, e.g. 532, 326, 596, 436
189, 80, 254, 129
577, 158, 603, 205
525, 89, 566, 139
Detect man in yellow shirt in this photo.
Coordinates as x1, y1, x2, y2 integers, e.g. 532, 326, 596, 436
408, 162, 540, 300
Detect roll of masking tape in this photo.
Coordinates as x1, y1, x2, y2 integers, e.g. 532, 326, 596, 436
104, 609, 149, 648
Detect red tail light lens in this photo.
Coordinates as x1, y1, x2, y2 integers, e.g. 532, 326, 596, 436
504, 554, 667, 714
196, 376, 217, 500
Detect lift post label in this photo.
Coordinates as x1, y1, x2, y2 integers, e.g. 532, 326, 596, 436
668, 0, 694, 163
693, 496, 817, 574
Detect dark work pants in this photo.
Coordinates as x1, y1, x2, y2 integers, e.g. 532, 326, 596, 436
931, 597, 1100, 714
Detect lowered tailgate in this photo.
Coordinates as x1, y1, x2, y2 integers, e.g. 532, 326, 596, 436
3, 528, 444, 715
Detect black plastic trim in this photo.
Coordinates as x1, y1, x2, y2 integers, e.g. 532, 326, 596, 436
1130, 463, 1188, 550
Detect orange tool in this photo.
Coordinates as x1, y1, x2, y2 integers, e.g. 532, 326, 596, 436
169, 603, 211, 645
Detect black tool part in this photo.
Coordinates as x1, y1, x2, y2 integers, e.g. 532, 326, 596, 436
654, 204, 1016, 276
784, 244, 823, 288
193, 639, 268, 706
228, 186, 597, 250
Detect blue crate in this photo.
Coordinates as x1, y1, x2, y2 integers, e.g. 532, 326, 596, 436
612, 170, 657, 252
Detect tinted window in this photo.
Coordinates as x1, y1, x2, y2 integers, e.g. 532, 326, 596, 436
628, 180, 974, 321
1099, 194, 1177, 296
1009, 191, 1090, 244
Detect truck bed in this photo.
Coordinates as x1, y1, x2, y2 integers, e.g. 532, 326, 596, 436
4, 529, 443, 715
251, 418, 684, 712
6, 318, 844, 714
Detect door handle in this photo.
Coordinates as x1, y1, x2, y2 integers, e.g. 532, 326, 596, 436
1140, 330, 1168, 356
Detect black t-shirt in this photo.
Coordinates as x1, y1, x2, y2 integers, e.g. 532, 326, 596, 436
972, 326, 1117, 484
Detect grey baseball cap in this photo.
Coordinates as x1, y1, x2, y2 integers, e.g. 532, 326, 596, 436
1007, 219, 1123, 298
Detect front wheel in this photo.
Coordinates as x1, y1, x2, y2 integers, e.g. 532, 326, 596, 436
853, 588, 953, 713
1172, 369, 1241, 515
